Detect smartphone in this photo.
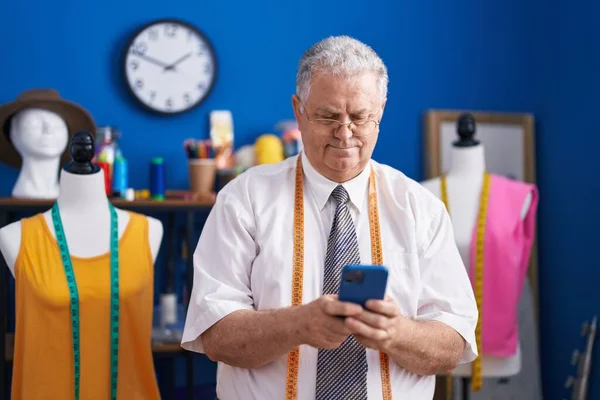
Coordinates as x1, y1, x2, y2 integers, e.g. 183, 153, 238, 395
338, 264, 388, 307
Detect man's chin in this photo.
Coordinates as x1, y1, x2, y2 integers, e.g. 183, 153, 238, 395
325, 157, 360, 173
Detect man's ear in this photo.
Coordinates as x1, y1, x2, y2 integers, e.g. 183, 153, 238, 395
292, 94, 303, 123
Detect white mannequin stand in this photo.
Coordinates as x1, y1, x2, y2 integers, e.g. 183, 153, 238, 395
0, 167, 163, 277
420, 144, 532, 380
9, 108, 70, 199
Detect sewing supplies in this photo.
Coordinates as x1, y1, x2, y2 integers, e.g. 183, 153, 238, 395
285, 156, 392, 400
183, 139, 213, 159
150, 157, 165, 201
441, 171, 490, 393
111, 156, 128, 196
255, 134, 284, 164
209, 110, 234, 148
210, 110, 235, 169
188, 158, 216, 193
160, 293, 178, 328
124, 188, 135, 201
183, 139, 216, 193
134, 189, 150, 200
95, 126, 122, 184
276, 120, 303, 158
97, 162, 111, 195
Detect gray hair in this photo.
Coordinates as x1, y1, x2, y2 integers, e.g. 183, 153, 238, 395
296, 35, 389, 106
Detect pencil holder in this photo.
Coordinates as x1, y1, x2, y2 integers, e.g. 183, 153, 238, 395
188, 159, 216, 193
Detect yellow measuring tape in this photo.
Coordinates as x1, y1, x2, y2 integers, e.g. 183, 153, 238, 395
440, 172, 490, 395
285, 156, 392, 400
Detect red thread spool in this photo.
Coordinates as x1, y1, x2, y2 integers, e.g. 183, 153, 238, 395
97, 162, 111, 195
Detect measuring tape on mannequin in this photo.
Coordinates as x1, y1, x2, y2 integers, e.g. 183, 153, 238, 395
285, 156, 392, 400
52, 202, 120, 400
440, 172, 490, 396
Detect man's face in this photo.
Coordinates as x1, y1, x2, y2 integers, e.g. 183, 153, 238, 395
292, 71, 385, 182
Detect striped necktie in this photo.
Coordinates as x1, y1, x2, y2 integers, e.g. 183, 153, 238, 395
315, 185, 368, 400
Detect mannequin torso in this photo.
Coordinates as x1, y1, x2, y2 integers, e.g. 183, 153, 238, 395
421, 144, 531, 378
0, 168, 163, 277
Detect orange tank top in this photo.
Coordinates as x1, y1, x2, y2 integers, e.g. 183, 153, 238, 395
11, 211, 161, 400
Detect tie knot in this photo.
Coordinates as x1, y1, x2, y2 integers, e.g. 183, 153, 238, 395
331, 185, 349, 206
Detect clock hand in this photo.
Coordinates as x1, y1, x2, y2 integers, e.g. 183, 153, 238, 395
164, 52, 192, 72
133, 52, 170, 69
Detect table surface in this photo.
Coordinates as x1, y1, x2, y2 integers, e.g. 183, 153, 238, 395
0, 192, 216, 211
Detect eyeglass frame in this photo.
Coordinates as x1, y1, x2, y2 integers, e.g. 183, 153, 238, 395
301, 102, 382, 137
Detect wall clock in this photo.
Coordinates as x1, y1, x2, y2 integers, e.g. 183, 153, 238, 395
123, 19, 217, 115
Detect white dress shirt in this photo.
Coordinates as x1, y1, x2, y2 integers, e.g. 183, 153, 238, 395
181, 152, 478, 400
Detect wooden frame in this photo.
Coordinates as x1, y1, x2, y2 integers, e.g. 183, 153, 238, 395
423, 109, 537, 302
424, 109, 539, 399
424, 110, 536, 184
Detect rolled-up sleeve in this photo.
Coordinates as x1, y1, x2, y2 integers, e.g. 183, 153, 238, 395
181, 181, 257, 353
415, 200, 479, 363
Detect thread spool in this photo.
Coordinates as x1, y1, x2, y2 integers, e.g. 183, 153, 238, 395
150, 157, 165, 200
112, 157, 128, 195
124, 188, 135, 201
97, 162, 111, 195
160, 293, 177, 327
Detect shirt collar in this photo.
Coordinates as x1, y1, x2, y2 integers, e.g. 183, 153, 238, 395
301, 152, 371, 213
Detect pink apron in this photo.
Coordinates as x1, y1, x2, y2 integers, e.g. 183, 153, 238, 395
468, 174, 539, 357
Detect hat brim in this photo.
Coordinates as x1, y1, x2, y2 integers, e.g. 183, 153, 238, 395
0, 97, 96, 169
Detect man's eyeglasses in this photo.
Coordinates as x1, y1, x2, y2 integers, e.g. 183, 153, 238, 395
303, 106, 380, 137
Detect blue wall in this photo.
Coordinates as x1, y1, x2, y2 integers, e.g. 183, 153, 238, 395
528, 0, 600, 398
1, 0, 597, 398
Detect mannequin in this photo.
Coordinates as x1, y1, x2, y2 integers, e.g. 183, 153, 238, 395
9, 108, 69, 199
421, 113, 537, 384
0, 131, 164, 399
0, 131, 163, 274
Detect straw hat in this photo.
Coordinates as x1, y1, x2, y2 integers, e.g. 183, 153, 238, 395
0, 89, 96, 169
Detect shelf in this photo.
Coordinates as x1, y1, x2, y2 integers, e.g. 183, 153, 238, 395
0, 191, 216, 212
4, 333, 184, 362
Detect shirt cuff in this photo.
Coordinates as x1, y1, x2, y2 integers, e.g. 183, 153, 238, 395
180, 300, 254, 353
419, 312, 478, 364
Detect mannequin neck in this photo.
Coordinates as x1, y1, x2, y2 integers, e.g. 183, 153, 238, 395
12, 156, 61, 199
446, 144, 486, 178
56, 168, 109, 213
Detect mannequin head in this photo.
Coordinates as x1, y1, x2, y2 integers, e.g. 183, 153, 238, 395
453, 113, 480, 147
9, 108, 69, 162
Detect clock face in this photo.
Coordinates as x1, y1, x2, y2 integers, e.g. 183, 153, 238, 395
123, 19, 217, 115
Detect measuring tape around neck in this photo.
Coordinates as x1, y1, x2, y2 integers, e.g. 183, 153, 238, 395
440, 172, 490, 395
51, 202, 120, 400
285, 155, 392, 400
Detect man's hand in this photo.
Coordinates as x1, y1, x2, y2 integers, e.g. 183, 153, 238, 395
345, 296, 406, 352
299, 295, 363, 349
345, 296, 467, 376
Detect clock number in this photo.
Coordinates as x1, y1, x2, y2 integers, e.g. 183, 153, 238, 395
132, 42, 147, 56
204, 64, 212, 75
164, 24, 177, 37
130, 60, 139, 70
183, 93, 191, 103
150, 91, 156, 102
198, 44, 206, 56
197, 82, 207, 91
165, 98, 173, 109
148, 29, 158, 40
135, 79, 144, 90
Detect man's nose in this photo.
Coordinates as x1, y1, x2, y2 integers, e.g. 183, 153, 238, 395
334, 123, 353, 140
